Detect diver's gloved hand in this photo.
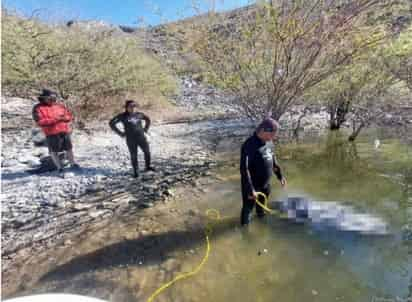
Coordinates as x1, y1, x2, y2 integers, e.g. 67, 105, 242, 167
248, 190, 257, 201
280, 177, 287, 188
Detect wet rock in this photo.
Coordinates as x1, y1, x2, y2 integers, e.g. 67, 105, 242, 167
88, 209, 111, 218
161, 258, 179, 272
187, 209, 198, 216
95, 174, 106, 182
163, 189, 174, 197
31, 129, 46, 146
202, 171, 212, 176
257, 249, 268, 256
64, 239, 73, 246
73, 203, 94, 211
102, 201, 120, 210
153, 191, 162, 198
402, 225, 412, 241
86, 184, 104, 194
64, 172, 76, 178
40, 199, 58, 207
139, 202, 154, 209
141, 174, 156, 181
13, 214, 37, 228
139, 229, 149, 236
142, 184, 158, 191
32, 147, 49, 158
2, 159, 20, 167
33, 232, 45, 240
18, 155, 40, 166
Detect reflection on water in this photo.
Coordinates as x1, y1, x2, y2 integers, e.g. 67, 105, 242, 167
10, 130, 412, 302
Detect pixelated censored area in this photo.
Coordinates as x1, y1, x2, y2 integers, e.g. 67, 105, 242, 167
273, 197, 389, 235
372, 298, 412, 302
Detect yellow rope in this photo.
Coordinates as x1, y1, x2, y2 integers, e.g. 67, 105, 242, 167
146, 235, 211, 302
254, 192, 273, 213
146, 192, 271, 302
146, 208, 224, 302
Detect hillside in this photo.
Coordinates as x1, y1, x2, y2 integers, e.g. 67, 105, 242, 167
1, 2, 412, 299
137, 1, 412, 75
1, 11, 179, 122
2, 1, 412, 125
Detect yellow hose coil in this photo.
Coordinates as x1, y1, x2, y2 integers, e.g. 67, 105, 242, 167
146, 192, 270, 302
254, 192, 273, 213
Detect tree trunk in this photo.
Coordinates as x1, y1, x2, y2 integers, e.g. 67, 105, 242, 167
271, 107, 283, 121
293, 108, 309, 140
329, 100, 351, 130
329, 120, 341, 130
348, 123, 364, 142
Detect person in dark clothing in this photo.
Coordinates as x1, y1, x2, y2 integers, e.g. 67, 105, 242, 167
32, 88, 80, 174
109, 100, 155, 178
240, 118, 287, 225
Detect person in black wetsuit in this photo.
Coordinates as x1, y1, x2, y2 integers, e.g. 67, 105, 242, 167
109, 100, 155, 178
240, 118, 287, 225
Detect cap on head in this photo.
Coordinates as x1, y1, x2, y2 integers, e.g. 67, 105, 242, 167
38, 88, 57, 102
125, 100, 137, 109
257, 118, 279, 133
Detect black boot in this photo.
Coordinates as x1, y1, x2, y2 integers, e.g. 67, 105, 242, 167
145, 166, 156, 172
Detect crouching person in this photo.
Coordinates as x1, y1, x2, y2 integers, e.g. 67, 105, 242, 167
32, 89, 80, 175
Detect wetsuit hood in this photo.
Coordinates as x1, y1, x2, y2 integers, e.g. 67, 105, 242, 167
253, 132, 266, 145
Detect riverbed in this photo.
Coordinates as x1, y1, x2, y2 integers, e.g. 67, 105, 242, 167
3, 129, 412, 302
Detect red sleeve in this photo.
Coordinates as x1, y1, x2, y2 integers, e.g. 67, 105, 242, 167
35, 107, 57, 126
63, 106, 73, 122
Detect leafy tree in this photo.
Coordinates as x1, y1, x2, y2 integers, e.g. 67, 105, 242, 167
188, 0, 384, 121
307, 50, 396, 136
2, 11, 178, 120
383, 24, 412, 90
306, 20, 411, 140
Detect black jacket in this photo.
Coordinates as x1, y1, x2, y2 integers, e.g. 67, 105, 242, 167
109, 112, 150, 138
240, 133, 283, 196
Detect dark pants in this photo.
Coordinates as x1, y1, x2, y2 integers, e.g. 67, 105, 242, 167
241, 186, 271, 225
46, 133, 72, 153
126, 135, 151, 175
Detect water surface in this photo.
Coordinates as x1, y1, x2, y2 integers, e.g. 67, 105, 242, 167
10, 130, 412, 302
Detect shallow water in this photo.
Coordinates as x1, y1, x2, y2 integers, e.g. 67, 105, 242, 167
9, 130, 412, 302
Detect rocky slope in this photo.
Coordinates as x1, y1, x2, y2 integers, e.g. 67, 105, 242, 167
1, 70, 334, 257
1, 95, 252, 257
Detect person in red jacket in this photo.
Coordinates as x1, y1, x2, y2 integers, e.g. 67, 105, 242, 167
32, 89, 80, 173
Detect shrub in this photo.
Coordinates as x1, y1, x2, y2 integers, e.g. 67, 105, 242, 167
2, 11, 178, 120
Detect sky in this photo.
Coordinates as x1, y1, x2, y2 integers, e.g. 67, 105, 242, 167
3, 0, 254, 26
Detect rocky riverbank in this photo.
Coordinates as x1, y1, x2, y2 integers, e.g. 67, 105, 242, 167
4, 82, 408, 298
0, 87, 372, 260
1, 90, 256, 298
1, 99, 243, 255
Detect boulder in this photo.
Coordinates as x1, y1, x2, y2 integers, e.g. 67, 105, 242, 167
18, 155, 40, 167
32, 128, 46, 146
2, 159, 20, 168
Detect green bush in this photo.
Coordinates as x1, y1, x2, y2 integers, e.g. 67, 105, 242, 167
2, 11, 178, 120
